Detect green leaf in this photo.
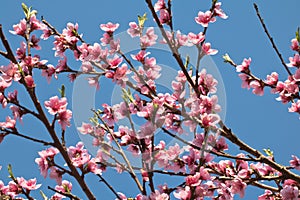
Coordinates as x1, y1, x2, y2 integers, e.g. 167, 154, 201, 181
184, 55, 190, 69
7, 164, 14, 179
40, 190, 49, 200
263, 148, 273, 157
138, 13, 147, 28
222, 53, 233, 64
59, 85, 65, 98
296, 27, 300, 43
21, 3, 29, 16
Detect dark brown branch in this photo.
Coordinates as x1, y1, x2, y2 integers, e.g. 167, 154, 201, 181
2, 129, 53, 146
254, 3, 293, 76
97, 174, 122, 200
145, 0, 200, 97
48, 186, 81, 200
0, 25, 18, 64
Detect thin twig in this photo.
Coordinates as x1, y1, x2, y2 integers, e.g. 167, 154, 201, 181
2, 129, 53, 146
48, 186, 81, 200
98, 174, 122, 200
253, 3, 292, 76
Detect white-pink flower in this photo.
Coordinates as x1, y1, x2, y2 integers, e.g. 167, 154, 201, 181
195, 11, 216, 27
201, 42, 218, 55
68, 142, 91, 167
44, 96, 68, 115
100, 22, 120, 33
17, 177, 41, 191
57, 109, 72, 130
236, 58, 251, 72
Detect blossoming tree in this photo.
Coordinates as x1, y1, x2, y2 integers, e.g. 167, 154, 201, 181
0, 1, 300, 199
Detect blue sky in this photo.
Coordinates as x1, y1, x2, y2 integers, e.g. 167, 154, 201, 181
0, 0, 300, 199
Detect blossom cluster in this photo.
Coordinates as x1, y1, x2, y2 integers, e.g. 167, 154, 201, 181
0, 0, 300, 199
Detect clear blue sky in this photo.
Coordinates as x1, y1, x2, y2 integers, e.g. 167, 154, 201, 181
0, 0, 300, 199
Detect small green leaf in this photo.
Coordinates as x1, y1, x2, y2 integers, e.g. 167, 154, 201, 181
263, 148, 273, 157
296, 27, 300, 43
223, 53, 233, 64
7, 164, 14, 179
22, 3, 29, 16
40, 190, 49, 200
59, 85, 65, 98
184, 55, 190, 69
138, 13, 147, 28
30, 9, 38, 17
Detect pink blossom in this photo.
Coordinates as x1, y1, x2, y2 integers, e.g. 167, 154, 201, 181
42, 64, 57, 83
289, 100, 300, 113
41, 28, 52, 40
239, 74, 251, 89
1, 62, 21, 82
35, 147, 59, 178
111, 64, 129, 87
154, 0, 166, 12
0, 92, 7, 108
29, 15, 44, 31
87, 76, 100, 90
159, 9, 170, 24
131, 50, 150, 62
87, 158, 103, 175
56, 56, 68, 73
77, 122, 94, 135
127, 22, 140, 37
68, 142, 91, 167
100, 22, 120, 33
280, 185, 299, 200
16, 41, 26, 59
291, 38, 299, 51
185, 173, 201, 187
24, 75, 35, 88
230, 178, 247, 198
54, 180, 72, 198
173, 186, 191, 200
0, 116, 16, 129
250, 80, 264, 96
258, 190, 275, 200
10, 105, 22, 122
10, 19, 27, 36
77, 43, 89, 61
176, 31, 190, 47
236, 58, 251, 72
87, 43, 102, 61
290, 155, 300, 170
0, 76, 12, 92
102, 103, 116, 127
201, 42, 218, 55
108, 55, 123, 68
44, 96, 68, 115
287, 54, 300, 67
17, 177, 41, 191
140, 27, 158, 48
30, 35, 41, 50
188, 32, 205, 45
150, 190, 169, 200
214, 2, 228, 19
109, 38, 120, 53
100, 33, 112, 46
195, 11, 216, 27
156, 143, 182, 168
265, 72, 278, 85
7, 181, 20, 197
57, 109, 72, 130
217, 182, 234, 200
201, 113, 220, 128
294, 68, 300, 81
